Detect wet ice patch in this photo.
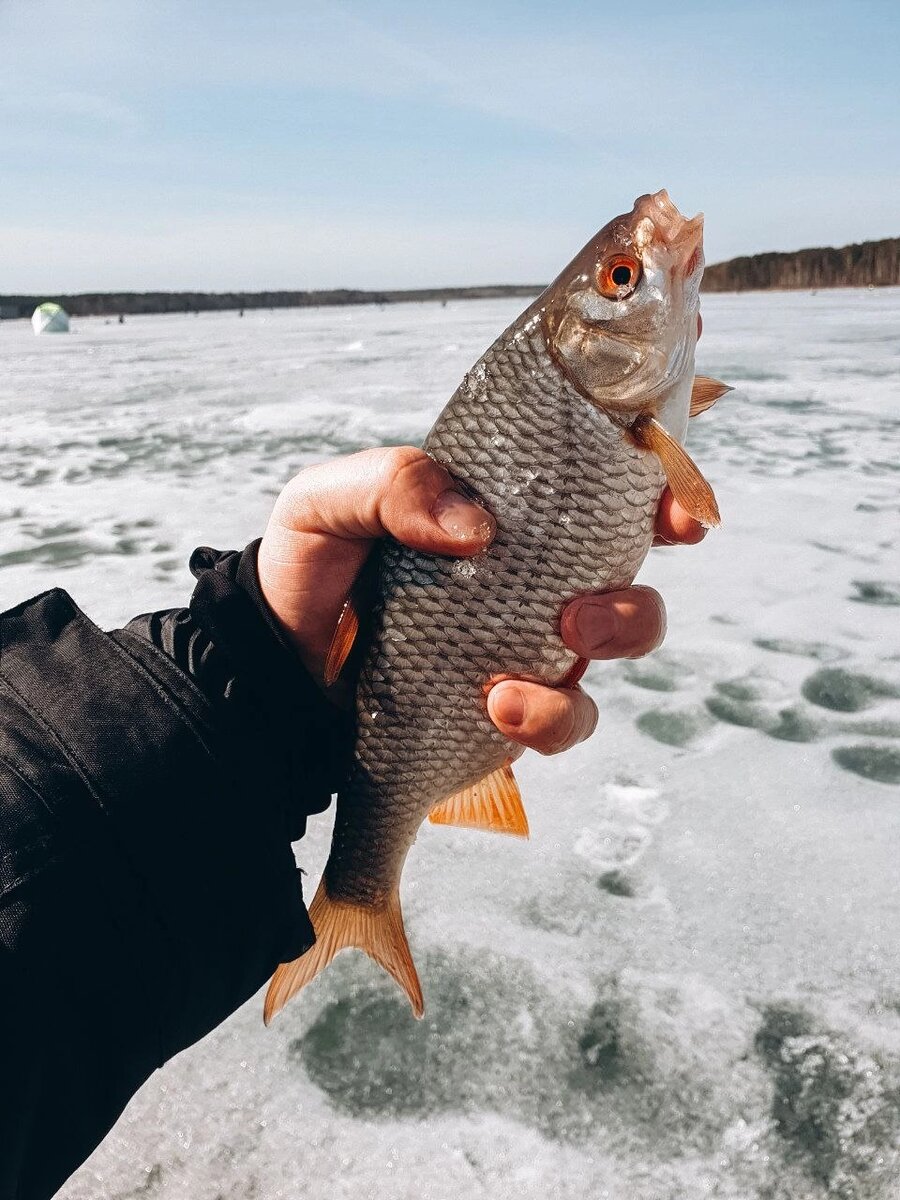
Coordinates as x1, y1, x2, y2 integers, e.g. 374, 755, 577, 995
767, 707, 823, 743
0, 517, 170, 571
705, 694, 771, 730
595, 870, 636, 897
705, 693, 824, 743
714, 674, 787, 703
622, 664, 678, 692
837, 718, 900, 738
754, 636, 849, 663
636, 706, 714, 747
802, 668, 900, 713
621, 652, 692, 694
293, 949, 578, 1136
832, 745, 900, 785
704, 658, 900, 758
294, 951, 762, 1155
755, 1003, 900, 1196
850, 579, 900, 606
570, 973, 764, 1153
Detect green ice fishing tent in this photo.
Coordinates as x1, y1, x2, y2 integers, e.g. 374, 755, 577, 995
31, 302, 70, 334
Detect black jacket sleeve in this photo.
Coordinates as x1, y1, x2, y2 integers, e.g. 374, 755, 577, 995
0, 541, 351, 1200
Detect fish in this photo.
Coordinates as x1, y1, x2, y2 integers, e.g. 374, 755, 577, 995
264, 190, 728, 1023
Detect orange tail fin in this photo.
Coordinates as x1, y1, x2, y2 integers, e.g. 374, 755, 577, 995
263, 881, 424, 1024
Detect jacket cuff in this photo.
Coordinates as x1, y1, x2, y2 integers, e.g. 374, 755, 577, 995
188, 540, 354, 838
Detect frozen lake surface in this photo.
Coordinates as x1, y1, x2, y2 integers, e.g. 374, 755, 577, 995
1, 290, 899, 1199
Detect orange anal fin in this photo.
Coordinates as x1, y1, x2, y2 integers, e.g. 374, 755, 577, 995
690, 375, 732, 417
323, 597, 360, 687
429, 762, 528, 838
632, 415, 721, 528
264, 880, 423, 1024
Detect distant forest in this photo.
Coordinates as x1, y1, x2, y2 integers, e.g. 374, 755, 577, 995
1, 237, 897, 319
0, 284, 540, 320
702, 236, 899, 292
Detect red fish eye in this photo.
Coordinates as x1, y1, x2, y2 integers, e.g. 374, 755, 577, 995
597, 254, 642, 299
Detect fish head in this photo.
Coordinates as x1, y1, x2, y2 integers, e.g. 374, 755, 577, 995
542, 190, 704, 418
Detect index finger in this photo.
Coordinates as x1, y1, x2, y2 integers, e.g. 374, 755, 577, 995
653, 488, 707, 546
487, 679, 598, 755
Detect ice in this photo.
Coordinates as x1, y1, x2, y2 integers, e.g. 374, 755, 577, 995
450, 557, 477, 578
1, 289, 899, 1198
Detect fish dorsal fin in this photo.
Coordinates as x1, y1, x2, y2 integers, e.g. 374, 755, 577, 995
264, 881, 424, 1023
632, 415, 721, 528
429, 763, 529, 838
323, 597, 360, 686
690, 376, 732, 417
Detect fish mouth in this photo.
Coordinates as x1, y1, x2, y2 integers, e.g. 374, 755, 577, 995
633, 189, 704, 270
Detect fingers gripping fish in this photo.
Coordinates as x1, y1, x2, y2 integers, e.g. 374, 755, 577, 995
265, 191, 729, 1023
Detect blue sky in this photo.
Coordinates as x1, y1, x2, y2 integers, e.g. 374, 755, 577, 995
1, 0, 897, 291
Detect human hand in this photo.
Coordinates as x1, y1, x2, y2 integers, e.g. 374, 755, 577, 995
257, 447, 705, 756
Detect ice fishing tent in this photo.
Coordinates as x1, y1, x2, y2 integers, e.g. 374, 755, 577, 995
31, 302, 70, 334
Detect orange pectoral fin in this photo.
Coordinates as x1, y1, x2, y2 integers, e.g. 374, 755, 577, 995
689, 376, 732, 417
323, 597, 360, 687
429, 763, 529, 838
632, 415, 721, 528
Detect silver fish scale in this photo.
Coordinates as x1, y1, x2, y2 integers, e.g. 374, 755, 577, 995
323, 317, 665, 906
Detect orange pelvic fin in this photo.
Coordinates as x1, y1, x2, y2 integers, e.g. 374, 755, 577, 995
632, 415, 721, 528
263, 880, 423, 1024
690, 375, 732, 417
429, 762, 529, 838
323, 597, 360, 686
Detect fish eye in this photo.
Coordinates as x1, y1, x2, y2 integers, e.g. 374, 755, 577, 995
597, 254, 642, 299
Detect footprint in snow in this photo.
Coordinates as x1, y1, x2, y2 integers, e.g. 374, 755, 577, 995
753, 636, 848, 663
293, 948, 756, 1154
695, 660, 900, 785
573, 781, 670, 900
517, 779, 670, 935
849, 579, 900, 607
634, 706, 715, 748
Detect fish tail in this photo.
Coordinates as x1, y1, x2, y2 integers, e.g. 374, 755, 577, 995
263, 879, 424, 1024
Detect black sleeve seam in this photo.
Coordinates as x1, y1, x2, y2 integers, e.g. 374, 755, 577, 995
109, 628, 222, 758
0, 727, 59, 821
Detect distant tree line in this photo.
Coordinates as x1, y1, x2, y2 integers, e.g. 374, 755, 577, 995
0, 284, 541, 320
1, 236, 897, 319
702, 237, 899, 292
